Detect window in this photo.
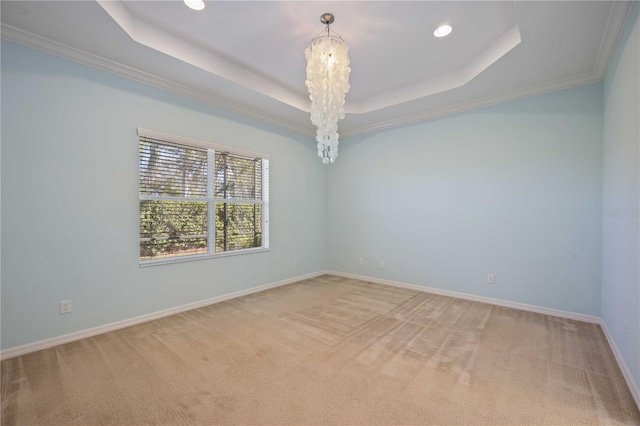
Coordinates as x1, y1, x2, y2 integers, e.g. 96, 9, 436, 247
138, 129, 269, 264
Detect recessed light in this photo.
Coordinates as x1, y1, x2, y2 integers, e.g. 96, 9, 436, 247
184, 0, 205, 11
434, 25, 453, 38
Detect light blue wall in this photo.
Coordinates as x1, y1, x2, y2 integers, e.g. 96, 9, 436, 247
0, 40, 327, 350
602, 3, 640, 390
1, 15, 633, 360
328, 84, 603, 316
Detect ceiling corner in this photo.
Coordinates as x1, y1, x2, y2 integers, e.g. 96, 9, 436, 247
592, 1, 634, 79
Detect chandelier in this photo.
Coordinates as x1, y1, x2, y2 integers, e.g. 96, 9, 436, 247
305, 13, 351, 164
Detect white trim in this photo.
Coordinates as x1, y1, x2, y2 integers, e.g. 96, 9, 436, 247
214, 198, 264, 205
0, 270, 600, 359
327, 270, 601, 324
593, 1, 634, 80
1, 0, 631, 140
599, 319, 640, 410
96, 0, 310, 113
2, 269, 637, 412
207, 149, 216, 253
138, 128, 271, 160
0, 270, 328, 360
139, 247, 270, 268
0, 24, 315, 138
261, 160, 270, 249
138, 130, 270, 266
139, 195, 209, 202
340, 71, 602, 138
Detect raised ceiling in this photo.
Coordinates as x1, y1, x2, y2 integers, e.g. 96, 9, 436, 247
0, 1, 633, 137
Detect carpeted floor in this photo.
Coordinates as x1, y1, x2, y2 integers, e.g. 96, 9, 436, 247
2, 275, 639, 425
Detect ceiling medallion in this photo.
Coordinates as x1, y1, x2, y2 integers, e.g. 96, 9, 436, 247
305, 13, 351, 164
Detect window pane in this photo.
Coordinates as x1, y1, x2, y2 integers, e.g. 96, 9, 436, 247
214, 153, 262, 200
139, 139, 208, 197
138, 131, 268, 263
140, 200, 208, 260
215, 203, 262, 252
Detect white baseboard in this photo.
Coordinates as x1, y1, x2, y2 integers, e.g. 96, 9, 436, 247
599, 320, 640, 409
0, 270, 328, 360
326, 270, 601, 324
2, 269, 638, 411
326, 270, 640, 411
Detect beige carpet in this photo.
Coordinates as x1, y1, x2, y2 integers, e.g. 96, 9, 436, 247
2, 275, 639, 425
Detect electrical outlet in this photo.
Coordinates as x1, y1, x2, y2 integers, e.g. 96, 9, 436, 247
60, 300, 72, 314
359, 257, 364, 265
487, 274, 495, 284
293, 258, 298, 267
379, 261, 385, 269
624, 321, 628, 336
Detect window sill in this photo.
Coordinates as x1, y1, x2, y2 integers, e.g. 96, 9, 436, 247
139, 247, 269, 268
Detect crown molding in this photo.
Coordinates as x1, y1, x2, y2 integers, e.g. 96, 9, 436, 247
340, 2, 631, 138
96, 0, 311, 113
340, 70, 602, 138
1, 0, 631, 140
0, 24, 315, 137
593, 1, 634, 80
100, 0, 520, 116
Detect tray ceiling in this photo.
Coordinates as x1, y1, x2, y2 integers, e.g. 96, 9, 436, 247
0, 1, 633, 137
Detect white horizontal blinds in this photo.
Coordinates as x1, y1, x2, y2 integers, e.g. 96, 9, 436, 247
139, 136, 209, 260
214, 153, 262, 201
262, 160, 270, 248
139, 136, 208, 198
138, 129, 269, 263
207, 149, 216, 257
214, 152, 264, 252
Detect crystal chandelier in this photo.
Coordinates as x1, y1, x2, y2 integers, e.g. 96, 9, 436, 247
305, 13, 351, 164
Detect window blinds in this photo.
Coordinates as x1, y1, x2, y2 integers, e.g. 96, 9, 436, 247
138, 132, 269, 263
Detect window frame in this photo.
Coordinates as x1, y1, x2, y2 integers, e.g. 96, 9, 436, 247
138, 128, 270, 267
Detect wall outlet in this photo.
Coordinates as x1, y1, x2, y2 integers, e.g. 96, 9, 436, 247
359, 257, 364, 265
379, 261, 385, 269
60, 300, 72, 314
487, 274, 495, 284
293, 258, 298, 267
624, 320, 628, 336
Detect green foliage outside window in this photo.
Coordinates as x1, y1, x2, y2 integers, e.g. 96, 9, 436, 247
139, 136, 266, 261
140, 201, 208, 260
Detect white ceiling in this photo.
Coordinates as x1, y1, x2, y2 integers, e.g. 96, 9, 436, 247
0, 1, 633, 137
